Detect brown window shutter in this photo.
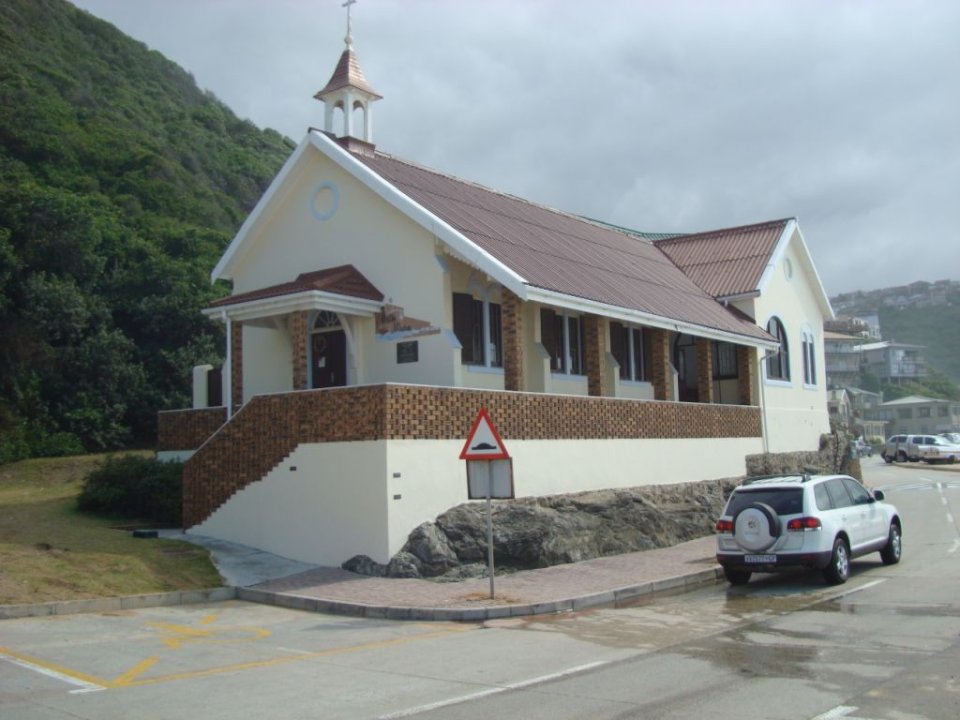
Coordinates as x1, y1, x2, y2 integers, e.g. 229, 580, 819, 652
453, 293, 475, 363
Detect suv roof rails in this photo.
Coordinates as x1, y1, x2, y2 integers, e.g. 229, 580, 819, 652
742, 473, 812, 486
741, 468, 813, 485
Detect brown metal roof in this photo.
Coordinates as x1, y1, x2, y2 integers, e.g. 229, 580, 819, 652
209, 265, 383, 308
351, 151, 773, 343
314, 47, 381, 100
652, 219, 789, 299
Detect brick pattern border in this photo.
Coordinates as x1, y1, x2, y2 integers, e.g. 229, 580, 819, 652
157, 407, 227, 452
182, 384, 761, 528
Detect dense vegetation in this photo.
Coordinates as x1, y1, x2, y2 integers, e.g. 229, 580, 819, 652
0, 0, 293, 462
77, 455, 183, 524
878, 304, 960, 387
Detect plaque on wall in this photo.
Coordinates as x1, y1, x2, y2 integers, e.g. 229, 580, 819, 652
397, 341, 419, 364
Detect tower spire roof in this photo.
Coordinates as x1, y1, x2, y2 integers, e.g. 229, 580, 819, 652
315, 0, 380, 100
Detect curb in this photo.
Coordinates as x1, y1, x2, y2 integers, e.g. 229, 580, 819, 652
882, 461, 960, 473
0, 587, 236, 620
236, 566, 724, 622
1, 569, 723, 623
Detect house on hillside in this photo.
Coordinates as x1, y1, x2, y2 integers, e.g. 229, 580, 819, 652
869, 395, 960, 436
158, 24, 834, 566
824, 331, 864, 388
857, 340, 928, 385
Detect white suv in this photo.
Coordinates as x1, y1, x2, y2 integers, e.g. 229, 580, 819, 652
715, 474, 902, 585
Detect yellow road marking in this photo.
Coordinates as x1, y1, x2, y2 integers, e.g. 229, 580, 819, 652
0, 646, 112, 690
145, 620, 270, 648
2, 623, 472, 691
111, 656, 160, 687
121, 624, 473, 688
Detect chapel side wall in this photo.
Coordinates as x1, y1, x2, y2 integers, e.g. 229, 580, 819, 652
383, 436, 761, 559
227, 150, 458, 389
193, 442, 389, 566
755, 230, 831, 452
182, 384, 764, 565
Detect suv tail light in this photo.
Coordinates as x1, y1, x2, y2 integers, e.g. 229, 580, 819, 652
715, 518, 734, 533
787, 517, 822, 531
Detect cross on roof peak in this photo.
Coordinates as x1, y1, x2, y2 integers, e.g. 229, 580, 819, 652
343, 0, 357, 48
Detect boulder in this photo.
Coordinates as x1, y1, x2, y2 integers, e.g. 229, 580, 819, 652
353, 477, 740, 580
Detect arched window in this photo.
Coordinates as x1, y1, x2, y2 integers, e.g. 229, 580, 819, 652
802, 328, 817, 386
766, 317, 790, 381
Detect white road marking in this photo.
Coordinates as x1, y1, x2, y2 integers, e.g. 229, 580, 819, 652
378, 660, 610, 719
949, 539, 960, 554
810, 705, 881, 720
0, 653, 105, 694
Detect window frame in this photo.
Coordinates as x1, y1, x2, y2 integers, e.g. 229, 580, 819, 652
541, 307, 585, 376
765, 316, 791, 383
801, 327, 817, 387
712, 341, 739, 381
610, 321, 652, 382
453, 291, 503, 369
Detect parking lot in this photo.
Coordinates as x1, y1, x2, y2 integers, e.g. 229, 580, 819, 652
1, 601, 499, 719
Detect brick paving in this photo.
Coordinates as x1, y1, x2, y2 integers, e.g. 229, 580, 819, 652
248, 536, 721, 619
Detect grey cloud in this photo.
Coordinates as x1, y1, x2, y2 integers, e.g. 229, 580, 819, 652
71, 0, 960, 294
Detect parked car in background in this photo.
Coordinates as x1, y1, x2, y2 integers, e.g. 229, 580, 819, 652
883, 434, 944, 463
853, 439, 873, 458
904, 435, 942, 462
715, 473, 902, 586
882, 434, 908, 463
918, 436, 960, 464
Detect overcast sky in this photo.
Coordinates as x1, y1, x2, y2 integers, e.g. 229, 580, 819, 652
70, 0, 959, 297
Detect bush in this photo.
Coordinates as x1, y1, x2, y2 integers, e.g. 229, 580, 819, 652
77, 455, 183, 525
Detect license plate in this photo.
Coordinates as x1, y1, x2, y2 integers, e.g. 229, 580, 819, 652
744, 554, 777, 563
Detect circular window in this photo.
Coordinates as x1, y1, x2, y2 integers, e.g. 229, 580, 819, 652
310, 181, 340, 221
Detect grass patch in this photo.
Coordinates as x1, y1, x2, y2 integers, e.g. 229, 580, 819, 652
0, 454, 222, 605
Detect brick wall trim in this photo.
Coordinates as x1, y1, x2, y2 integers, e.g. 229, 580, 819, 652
182, 383, 762, 528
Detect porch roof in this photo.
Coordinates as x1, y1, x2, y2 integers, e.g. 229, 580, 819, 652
205, 265, 384, 321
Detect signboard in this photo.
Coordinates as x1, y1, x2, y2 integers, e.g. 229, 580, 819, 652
396, 341, 418, 364
467, 458, 515, 499
459, 408, 510, 460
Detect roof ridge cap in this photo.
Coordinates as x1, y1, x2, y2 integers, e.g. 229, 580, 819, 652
653, 217, 795, 244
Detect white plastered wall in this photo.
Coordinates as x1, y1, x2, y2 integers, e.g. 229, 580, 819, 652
194, 434, 762, 567
227, 148, 461, 394
243, 323, 294, 398
754, 228, 831, 452
192, 442, 388, 566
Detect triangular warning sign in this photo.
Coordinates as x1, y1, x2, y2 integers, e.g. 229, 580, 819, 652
459, 408, 510, 460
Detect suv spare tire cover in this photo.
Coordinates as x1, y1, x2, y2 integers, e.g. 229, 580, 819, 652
733, 502, 781, 552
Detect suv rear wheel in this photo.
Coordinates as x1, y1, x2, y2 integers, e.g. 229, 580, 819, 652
880, 523, 902, 565
823, 538, 850, 585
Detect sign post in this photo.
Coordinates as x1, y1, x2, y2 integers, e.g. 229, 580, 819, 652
460, 408, 513, 599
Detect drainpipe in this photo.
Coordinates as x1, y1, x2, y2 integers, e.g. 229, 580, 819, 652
758, 348, 776, 454
222, 310, 232, 417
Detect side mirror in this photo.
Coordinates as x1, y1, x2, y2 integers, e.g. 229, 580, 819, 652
873, 489, 885, 502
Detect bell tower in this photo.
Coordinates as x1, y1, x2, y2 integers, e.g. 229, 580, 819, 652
314, 0, 381, 149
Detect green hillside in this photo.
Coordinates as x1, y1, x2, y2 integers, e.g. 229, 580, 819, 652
0, 0, 294, 461
879, 304, 960, 384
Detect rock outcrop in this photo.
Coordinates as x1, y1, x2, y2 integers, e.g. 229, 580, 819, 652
343, 477, 739, 580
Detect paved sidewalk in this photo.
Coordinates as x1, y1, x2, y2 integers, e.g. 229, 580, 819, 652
238, 535, 722, 621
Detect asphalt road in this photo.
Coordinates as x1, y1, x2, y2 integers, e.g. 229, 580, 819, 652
2, 459, 958, 719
